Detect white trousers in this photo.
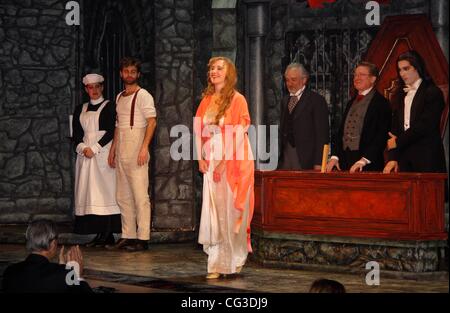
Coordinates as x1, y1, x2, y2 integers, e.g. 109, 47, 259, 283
116, 127, 151, 240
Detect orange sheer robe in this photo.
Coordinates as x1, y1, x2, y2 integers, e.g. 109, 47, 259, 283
195, 91, 255, 273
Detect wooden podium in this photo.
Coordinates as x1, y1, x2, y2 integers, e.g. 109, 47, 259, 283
251, 170, 447, 274
253, 170, 448, 241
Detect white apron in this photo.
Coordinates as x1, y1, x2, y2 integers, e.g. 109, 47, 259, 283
74, 101, 120, 216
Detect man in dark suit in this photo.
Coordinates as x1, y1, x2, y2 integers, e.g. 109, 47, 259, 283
2, 219, 92, 293
326, 61, 391, 172
279, 63, 330, 170
384, 50, 446, 174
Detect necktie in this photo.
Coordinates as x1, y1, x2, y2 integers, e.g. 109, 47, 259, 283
355, 94, 364, 102
288, 96, 298, 114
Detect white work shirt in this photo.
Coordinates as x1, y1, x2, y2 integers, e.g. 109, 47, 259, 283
116, 88, 157, 129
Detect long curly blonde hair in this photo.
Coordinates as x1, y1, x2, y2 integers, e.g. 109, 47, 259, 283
202, 56, 237, 125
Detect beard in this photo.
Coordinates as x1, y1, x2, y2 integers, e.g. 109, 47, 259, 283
123, 77, 138, 85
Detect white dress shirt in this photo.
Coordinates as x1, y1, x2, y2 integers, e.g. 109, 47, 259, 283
290, 85, 306, 102
403, 78, 422, 131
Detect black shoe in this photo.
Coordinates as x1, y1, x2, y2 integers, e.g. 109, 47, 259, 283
94, 233, 116, 248
85, 234, 101, 248
105, 238, 135, 250
125, 240, 148, 252
104, 233, 116, 245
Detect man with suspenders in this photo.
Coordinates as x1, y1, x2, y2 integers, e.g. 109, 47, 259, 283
107, 57, 157, 252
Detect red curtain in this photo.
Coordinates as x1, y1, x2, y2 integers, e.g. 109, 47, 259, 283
307, 0, 390, 9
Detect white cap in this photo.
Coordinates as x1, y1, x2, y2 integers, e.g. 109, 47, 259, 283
82, 73, 104, 85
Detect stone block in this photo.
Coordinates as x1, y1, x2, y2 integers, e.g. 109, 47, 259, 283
175, 9, 191, 22
37, 198, 57, 211
176, 22, 193, 39
0, 132, 17, 152
16, 179, 42, 197
156, 176, 179, 200
0, 213, 30, 224
56, 198, 71, 212
5, 69, 23, 85
176, 0, 191, 9
22, 69, 46, 84
157, 126, 171, 146
0, 119, 30, 139
0, 201, 16, 213
43, 131, 60, 146
47, 70, 70, 88
27, 151, 44, 171
19, 8, 40, 16
170, 202, 191, 216
17, 133, 34, 152
30, 214, 72, 223
164, 105, 179, 125
177, 184, 192, 200
32, 118, 58, 142
0, 182, 15, 196
39, 83, 53, 94
161, 0, 174, 7
158, 8, 172, 20
160, 25, 177, 37
39, 15, 59, 26
17, 16, 38, 27
41, 9, 63, 16
155, 147, 171, 175
155, 202, 170, 216
304, 241, 318, 259
4, 154, 25, 179
18, 50, 39, 65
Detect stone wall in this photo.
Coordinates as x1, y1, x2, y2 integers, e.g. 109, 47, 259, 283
153, 0, 196, 231
0, 0, 213, 237
0, 0, 78, 223
251, 231, 447, 273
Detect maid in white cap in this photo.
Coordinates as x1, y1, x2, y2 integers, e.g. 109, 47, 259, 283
72, 73, 121, 247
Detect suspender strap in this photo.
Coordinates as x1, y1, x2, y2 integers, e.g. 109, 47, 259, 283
116, 91, 124, 125
130, 89, 140, 129
116, 89, 141, 129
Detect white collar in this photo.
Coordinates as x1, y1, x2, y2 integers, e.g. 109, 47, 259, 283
90, 97, 104, 105
403, 78, 423, 93
359, 86, 373, 96
411, 78, 423, 90
290, 85, 306, 97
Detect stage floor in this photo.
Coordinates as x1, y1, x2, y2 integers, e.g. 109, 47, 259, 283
0, 243, 448, 293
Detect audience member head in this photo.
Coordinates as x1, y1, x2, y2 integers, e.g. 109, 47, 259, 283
309, 278, 346, 293
25, 219, 59, 259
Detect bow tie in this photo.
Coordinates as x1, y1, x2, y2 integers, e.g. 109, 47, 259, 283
403, 85, 417, 93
